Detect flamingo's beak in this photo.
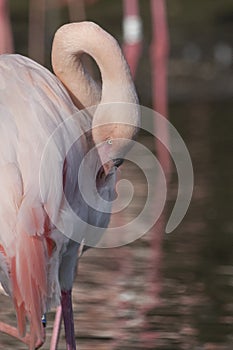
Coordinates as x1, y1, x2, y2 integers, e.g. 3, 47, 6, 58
97, 142, 124, 176
113, 158, 124, 168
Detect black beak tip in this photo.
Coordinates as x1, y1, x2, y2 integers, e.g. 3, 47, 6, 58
113, 158, 124, 168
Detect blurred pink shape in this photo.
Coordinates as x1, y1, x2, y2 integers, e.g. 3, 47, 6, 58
122, 0, 142, 79
0, 0, 14, 54
150, 0, 170, 177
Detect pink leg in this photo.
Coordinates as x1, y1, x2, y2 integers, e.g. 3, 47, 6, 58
0, 321, 45, 348
50, 305, 62, 350
35, 327, 46, 349
61, 290, 76, 350
0, 321, 30, 345
0, 0, 14, 54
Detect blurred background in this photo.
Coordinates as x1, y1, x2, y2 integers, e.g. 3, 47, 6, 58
0, 0, 233, 349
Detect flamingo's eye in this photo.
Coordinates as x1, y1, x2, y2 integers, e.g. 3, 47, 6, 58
106, 139, 113, 145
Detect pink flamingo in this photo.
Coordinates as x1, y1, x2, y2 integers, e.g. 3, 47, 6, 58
0, 0, 14, 54
122, 0, 142, 79
0, 21, 139, 349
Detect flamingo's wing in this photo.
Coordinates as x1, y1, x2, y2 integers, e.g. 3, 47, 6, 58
0, 54, 80, 347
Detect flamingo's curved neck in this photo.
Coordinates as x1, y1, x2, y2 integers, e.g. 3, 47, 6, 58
52, 22, 138, 110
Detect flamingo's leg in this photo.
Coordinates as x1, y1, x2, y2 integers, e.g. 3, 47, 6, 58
0, 321, 45, 349
61, 289, 76, 350
50, 305, 62, 350
0, 321, 30, 345
35, 326, 46, 349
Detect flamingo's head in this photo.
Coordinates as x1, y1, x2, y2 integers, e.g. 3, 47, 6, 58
92, 102, 140, 175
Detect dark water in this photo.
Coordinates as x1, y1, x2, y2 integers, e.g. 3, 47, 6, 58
0, 100, 232, 349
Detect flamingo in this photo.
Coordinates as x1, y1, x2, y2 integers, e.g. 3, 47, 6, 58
0, 22, 139, 349
0, 0, 14, 54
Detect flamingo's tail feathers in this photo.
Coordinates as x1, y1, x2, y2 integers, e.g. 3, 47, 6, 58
11, 230, 47, 348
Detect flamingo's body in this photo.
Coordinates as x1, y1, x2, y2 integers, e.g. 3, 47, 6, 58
0, 22, 139, 349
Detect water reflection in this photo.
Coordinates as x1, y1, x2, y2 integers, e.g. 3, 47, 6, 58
0, 101, 232, 349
